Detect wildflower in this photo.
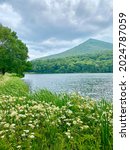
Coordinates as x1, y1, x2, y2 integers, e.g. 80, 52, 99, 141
65, 130, 73, 139
19, 97, 25, 101
80, 125, 89, 130
66, 122, 71, 126
83, 125, 89, 129
24, 130, 29, 133
4, 123, 10, 128
29, 135, 35, 139
19, 114, 26, 118
5, 129, 9, 132
1, 122, 6, 125
31, 114, 35, 117
10, 124, 15, 129
67, 109, 73, 115
73, 120, 77, 125
67, 102, 73, 107
77, 118, 83, 124
1, 135, 5, 138
28, 124, 35, 128
36, 124, 39, 127
60, 115, 66, 119
0, 131, 4, 135
31, 132, 35, 135
21, 133, 26, 137
31, 104, 43, 111
17, 145, 21, 149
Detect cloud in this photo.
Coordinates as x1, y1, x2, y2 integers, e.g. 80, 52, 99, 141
0, 3, 22, 29
25, 38, 84, 60
0, 0, 113, 59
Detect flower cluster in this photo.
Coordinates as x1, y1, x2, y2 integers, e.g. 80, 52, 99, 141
0, 94, 112, 149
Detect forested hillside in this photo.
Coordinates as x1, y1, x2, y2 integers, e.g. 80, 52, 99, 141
31, 51, 112, 73
30, 39, 113, 73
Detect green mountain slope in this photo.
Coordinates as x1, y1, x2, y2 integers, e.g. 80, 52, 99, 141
31, 51, 113, 73
39, 38, 113, 60
30, 39, 113, 73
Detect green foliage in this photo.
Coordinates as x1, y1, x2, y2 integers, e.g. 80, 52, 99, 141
31, 51, 113, 73
0, 74, 29, 96
0, 24, 31, 75
31, 39, 113, 73
0, 75, 113, 150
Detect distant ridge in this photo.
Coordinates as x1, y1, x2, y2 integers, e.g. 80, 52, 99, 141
31, 38, 113, 73
35, 38, 113, 60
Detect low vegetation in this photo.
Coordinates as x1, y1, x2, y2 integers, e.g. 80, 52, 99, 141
0, 74, 29, 96
0, 74, 113, 150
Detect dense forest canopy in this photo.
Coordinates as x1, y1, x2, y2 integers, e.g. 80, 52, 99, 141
31, 51, 113, 73
0, 25, 31, 76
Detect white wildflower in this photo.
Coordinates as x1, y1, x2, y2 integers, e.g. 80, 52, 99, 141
4, 123, 10, 128
28, 124, 35, 128
0, 131, 4, 135
21, 133, 26, 137
19, 114, 26, 118
66, 122, 71, 126
17, 145, 21, 149
67, 109, 73, 114
65, 130, 73, 139
73, 120, 77, 125
1, 122, 6, 125
24, 130, 29, 133
29, 135, 35, 139
1, 135, 5, 138
10, 124, 15, 129
83, 125, 89, 129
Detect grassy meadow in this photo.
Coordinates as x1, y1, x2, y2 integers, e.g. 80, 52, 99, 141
0, 74, 113, 150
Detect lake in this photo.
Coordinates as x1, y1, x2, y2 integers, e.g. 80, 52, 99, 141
23, 73, 113, 100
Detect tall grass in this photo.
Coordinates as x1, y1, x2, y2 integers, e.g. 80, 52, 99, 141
0, 73, 29, 96
0, 74, 113, 150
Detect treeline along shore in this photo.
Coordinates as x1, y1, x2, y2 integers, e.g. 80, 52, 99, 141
30, 51, 113, 74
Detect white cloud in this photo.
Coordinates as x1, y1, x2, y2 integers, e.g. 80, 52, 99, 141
92, 26, 113, 43
25, 38, 85, 60
0, 3, 22, 29
41, 38, 83, 47
0, 0, 113, 59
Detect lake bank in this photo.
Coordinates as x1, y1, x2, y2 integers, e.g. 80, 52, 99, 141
0, 74, 113, 149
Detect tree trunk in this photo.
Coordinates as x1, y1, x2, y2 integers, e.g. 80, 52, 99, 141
2, 68, 5, 75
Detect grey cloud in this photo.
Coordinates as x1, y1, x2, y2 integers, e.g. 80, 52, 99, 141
0, 0, 113, 59
0, 0, 112, 40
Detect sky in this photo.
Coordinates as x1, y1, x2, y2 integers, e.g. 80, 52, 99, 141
0, 0, 113, 60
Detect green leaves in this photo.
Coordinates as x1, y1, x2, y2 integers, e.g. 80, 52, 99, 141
31, 51, 113, 73
0, 24, 30, 75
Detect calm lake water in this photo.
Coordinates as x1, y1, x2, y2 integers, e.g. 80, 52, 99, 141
23, 73, 113, 100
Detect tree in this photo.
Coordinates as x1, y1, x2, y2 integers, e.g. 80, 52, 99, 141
0, 24, 31, 76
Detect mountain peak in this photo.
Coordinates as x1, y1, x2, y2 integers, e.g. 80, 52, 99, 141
87, 38, 96, 41
87, 38, 110, 43
35, 38, 113, 60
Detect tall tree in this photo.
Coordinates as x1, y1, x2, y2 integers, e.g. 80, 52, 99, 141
0, 24, 31, 75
